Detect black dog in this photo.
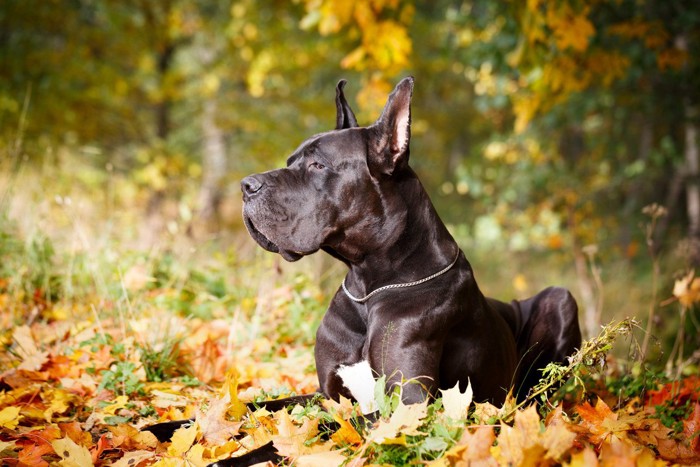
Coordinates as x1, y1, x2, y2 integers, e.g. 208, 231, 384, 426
241, 77, 581, 406
145, 78, 582, 467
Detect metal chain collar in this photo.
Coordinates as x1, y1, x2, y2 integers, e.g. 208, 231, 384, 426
341, 251, 461, 303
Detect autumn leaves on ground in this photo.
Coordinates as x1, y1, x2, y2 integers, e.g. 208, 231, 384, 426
0, 205, 699, 467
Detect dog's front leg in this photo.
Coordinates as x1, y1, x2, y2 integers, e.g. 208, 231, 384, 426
367, 320, 442, 405
314, 296, 368, 401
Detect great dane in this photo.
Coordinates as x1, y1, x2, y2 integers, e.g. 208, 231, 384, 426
240, 77, 581, 408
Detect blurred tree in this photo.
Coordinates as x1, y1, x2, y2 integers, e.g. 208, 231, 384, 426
431, 0, 699, 336
1, 0, 698, 274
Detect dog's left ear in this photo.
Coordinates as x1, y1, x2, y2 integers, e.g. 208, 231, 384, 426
369, 77, 414, 175
335, 80, 358, 130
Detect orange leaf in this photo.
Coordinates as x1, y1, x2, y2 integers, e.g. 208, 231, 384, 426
18, 442, 53, 467
576, 398, 644, 444
330, 413, 363, 447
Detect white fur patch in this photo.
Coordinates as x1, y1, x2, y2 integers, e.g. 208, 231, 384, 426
337, 360, 377, 414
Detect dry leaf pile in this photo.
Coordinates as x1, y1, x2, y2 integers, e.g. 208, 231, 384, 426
0, 311, 699, 466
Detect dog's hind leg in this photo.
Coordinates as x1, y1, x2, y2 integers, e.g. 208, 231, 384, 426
510, 286, 581, 400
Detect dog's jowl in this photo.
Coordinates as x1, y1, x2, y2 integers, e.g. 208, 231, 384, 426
241, 77, 581, 406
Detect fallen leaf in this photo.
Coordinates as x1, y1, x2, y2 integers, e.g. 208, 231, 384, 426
196, 391, 243, 445
455, 425, 497, 466
330, 413, 363, 446
13, 326, 49, 371
101, 395, 130, 415
51, 436, 94, 467
272, 409, 323, 457
0, 439, 16, 453
575, 397, 643, 443
112, 450, 156, 467
295, 449, 347, 467
167, 422, 199, 457
492, 405, 576, 466
567, 446, 599, 467
150, 389, 190, 408
0, 405, 22, 429
108, 425, 159, 450
368, 399, 428, 444
440, 380, 473, 420
222, 369, 248, 421
18, 442, 53, 467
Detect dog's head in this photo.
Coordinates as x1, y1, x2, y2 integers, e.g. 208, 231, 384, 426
241, 77, 414, 262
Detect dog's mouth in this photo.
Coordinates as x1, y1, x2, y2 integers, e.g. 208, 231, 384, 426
243, 213, 303, 262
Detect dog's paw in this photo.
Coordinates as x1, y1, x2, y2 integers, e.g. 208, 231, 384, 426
337, 360, 377, 414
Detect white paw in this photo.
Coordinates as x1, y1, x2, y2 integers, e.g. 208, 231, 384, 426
337, 360, 377, 414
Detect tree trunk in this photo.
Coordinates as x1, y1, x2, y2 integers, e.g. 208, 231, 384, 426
678, 34, 700, 265
198, 97, 227, 228
684, 101, 700, 255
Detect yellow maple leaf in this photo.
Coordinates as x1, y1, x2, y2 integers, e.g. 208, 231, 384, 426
167, 422, 199, 457
368, 399, 429, 444
51, 436, 93, 467
0, 406, 22, 430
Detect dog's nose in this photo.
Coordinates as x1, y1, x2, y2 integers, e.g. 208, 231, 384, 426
241, 175, 264, 198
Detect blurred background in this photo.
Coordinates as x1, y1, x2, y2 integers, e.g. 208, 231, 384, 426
1, 0, 699, 369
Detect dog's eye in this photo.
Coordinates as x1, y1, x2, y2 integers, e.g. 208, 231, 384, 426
309, 162, 325, 170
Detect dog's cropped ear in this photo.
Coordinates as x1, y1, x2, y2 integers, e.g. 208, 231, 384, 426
335, 80, 358, 130
369, 77, 414, 175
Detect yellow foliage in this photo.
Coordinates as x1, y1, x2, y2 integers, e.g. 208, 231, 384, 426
303, 0, 412, 76
546, 4, 595, 52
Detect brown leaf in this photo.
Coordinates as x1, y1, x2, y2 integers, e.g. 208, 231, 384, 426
196, 392, 243, 445
455, 425, 497, 466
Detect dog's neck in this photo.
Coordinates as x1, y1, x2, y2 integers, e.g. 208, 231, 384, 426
335, 168, 460, 293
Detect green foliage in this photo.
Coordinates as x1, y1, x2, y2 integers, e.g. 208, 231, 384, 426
98, 361, 144, 396
138, 337, 187, 383
655, 399, 693, 434
0, 215, 62, 307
